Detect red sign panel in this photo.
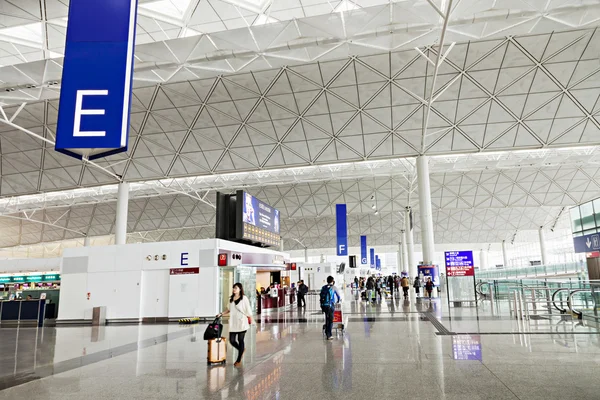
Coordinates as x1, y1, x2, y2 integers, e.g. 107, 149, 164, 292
170, 267, 199, 275
218, 253, 228, 267
586, 251, 600, 259
446, 265, 475, 277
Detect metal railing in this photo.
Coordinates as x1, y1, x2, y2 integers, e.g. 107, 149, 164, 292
476, 262, 586, 280
502, 280, 600, 321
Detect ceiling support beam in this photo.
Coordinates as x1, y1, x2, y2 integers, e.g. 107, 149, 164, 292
420, 0, 454, 154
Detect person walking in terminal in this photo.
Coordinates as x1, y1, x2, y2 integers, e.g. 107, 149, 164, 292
425, 277, 434, 299
401, 276, 410, 299
320, 276, 342, 340
366, 276, 375, 303
413, 276, 421, 298
297, 280, 308, 307
217, 282, 253, 367
387, 275, 394, 297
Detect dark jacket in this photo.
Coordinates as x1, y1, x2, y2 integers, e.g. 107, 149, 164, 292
425, 280, 434, 291
299, 284, 308, 295
366, 279, 374, 290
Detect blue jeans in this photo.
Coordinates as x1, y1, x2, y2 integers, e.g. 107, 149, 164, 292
322, 306, 334, 338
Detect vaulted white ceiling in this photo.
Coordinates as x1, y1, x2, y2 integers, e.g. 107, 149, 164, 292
0, 0, 599, 251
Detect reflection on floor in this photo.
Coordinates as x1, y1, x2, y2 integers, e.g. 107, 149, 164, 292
1, 290, 600, 399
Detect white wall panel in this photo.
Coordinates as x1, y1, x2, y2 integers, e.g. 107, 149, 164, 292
57, 273, 88, 320
112, 271, 142, 319
87, 271, 115, 319
197, 249, 219, 317
140, 269, 170, 318
115, 246, 143, 272
168, 274, 199, 318
88, 246, 117, 272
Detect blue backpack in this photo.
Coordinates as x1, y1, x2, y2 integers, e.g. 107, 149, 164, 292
320, 284, 333, 308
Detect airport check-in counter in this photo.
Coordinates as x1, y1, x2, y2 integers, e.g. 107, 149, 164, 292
0, 299, 47, 326
260, 287, 296, 311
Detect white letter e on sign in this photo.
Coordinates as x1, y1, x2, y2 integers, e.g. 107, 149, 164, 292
74, 90, 108, 137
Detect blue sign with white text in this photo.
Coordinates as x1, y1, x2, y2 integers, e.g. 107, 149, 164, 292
56, 0, 138, 160
360, 236, 367, 264
336, 204, 348, 256
444, 251, 474, 268
573, 232, 600, 253
376, 256, 381, 270
370, 248, 375, 268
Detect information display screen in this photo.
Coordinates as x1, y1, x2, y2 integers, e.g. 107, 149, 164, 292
237, 190, 280, 247
445, 251, 475, 276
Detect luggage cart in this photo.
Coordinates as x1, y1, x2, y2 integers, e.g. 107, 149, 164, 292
323, 304, 345, 337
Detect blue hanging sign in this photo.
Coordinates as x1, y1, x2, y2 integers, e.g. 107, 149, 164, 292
56, 0, 138, 160
370, 248, 375, 268
573, 232, 600, 253
336, 204, 348, 256
360, 236, 367, 264
376, 256, 381, 270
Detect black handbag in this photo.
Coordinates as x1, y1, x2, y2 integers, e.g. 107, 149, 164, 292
203, 317, 223, 341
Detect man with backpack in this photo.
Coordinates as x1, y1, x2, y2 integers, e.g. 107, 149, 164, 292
320, 276, 342, 340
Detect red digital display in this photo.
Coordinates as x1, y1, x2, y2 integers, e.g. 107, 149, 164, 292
291, 263, 297, 271
218, 253, 228, 266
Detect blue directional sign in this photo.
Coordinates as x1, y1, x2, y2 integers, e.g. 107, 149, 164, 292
336, 204, 348, 256
445, 251, 474, 277
376, 256, 381, 270
56, 0, 138, 160
370, 248, 375, 269
360, 236, 367, 264
445, 251, 474, 268
573, 232, 600, 253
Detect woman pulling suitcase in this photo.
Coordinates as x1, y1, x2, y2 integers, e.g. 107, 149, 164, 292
217, 282, 253, 366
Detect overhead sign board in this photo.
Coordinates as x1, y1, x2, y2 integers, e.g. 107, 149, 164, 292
0, 274, 61, 283
237, 191, 280, 247
573, 232, 600, 253
445, 251, 475, 277
56, 0, 138, 160
360, 235, 367, 264
336, 204, 348, 256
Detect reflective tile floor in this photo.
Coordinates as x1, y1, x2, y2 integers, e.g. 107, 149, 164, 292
1, 291, 600, 400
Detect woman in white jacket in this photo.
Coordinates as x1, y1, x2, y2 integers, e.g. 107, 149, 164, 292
217, 282, 253, 366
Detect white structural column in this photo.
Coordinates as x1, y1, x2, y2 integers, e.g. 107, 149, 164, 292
304, 247, 308, 262
479, 249, 487, 270
502, 240, 509, 267
397, 242, 403, 272
539, 227, 549, 265
401, 230, 408, 273
84, 236, 91, 247
416, 156, 436, 264
405, 208, 416, 278
280, 238, 284, 252
115, 182, 130, 245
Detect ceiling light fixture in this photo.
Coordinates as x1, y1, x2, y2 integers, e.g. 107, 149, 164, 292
371, 204, 376, 209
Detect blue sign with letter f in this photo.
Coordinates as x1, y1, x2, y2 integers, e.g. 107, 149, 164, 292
336, 204, 348, 256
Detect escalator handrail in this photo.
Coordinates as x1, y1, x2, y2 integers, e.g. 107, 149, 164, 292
551, 288, 570, 313
475, 282, 486, 298
567, 289, 593, 318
